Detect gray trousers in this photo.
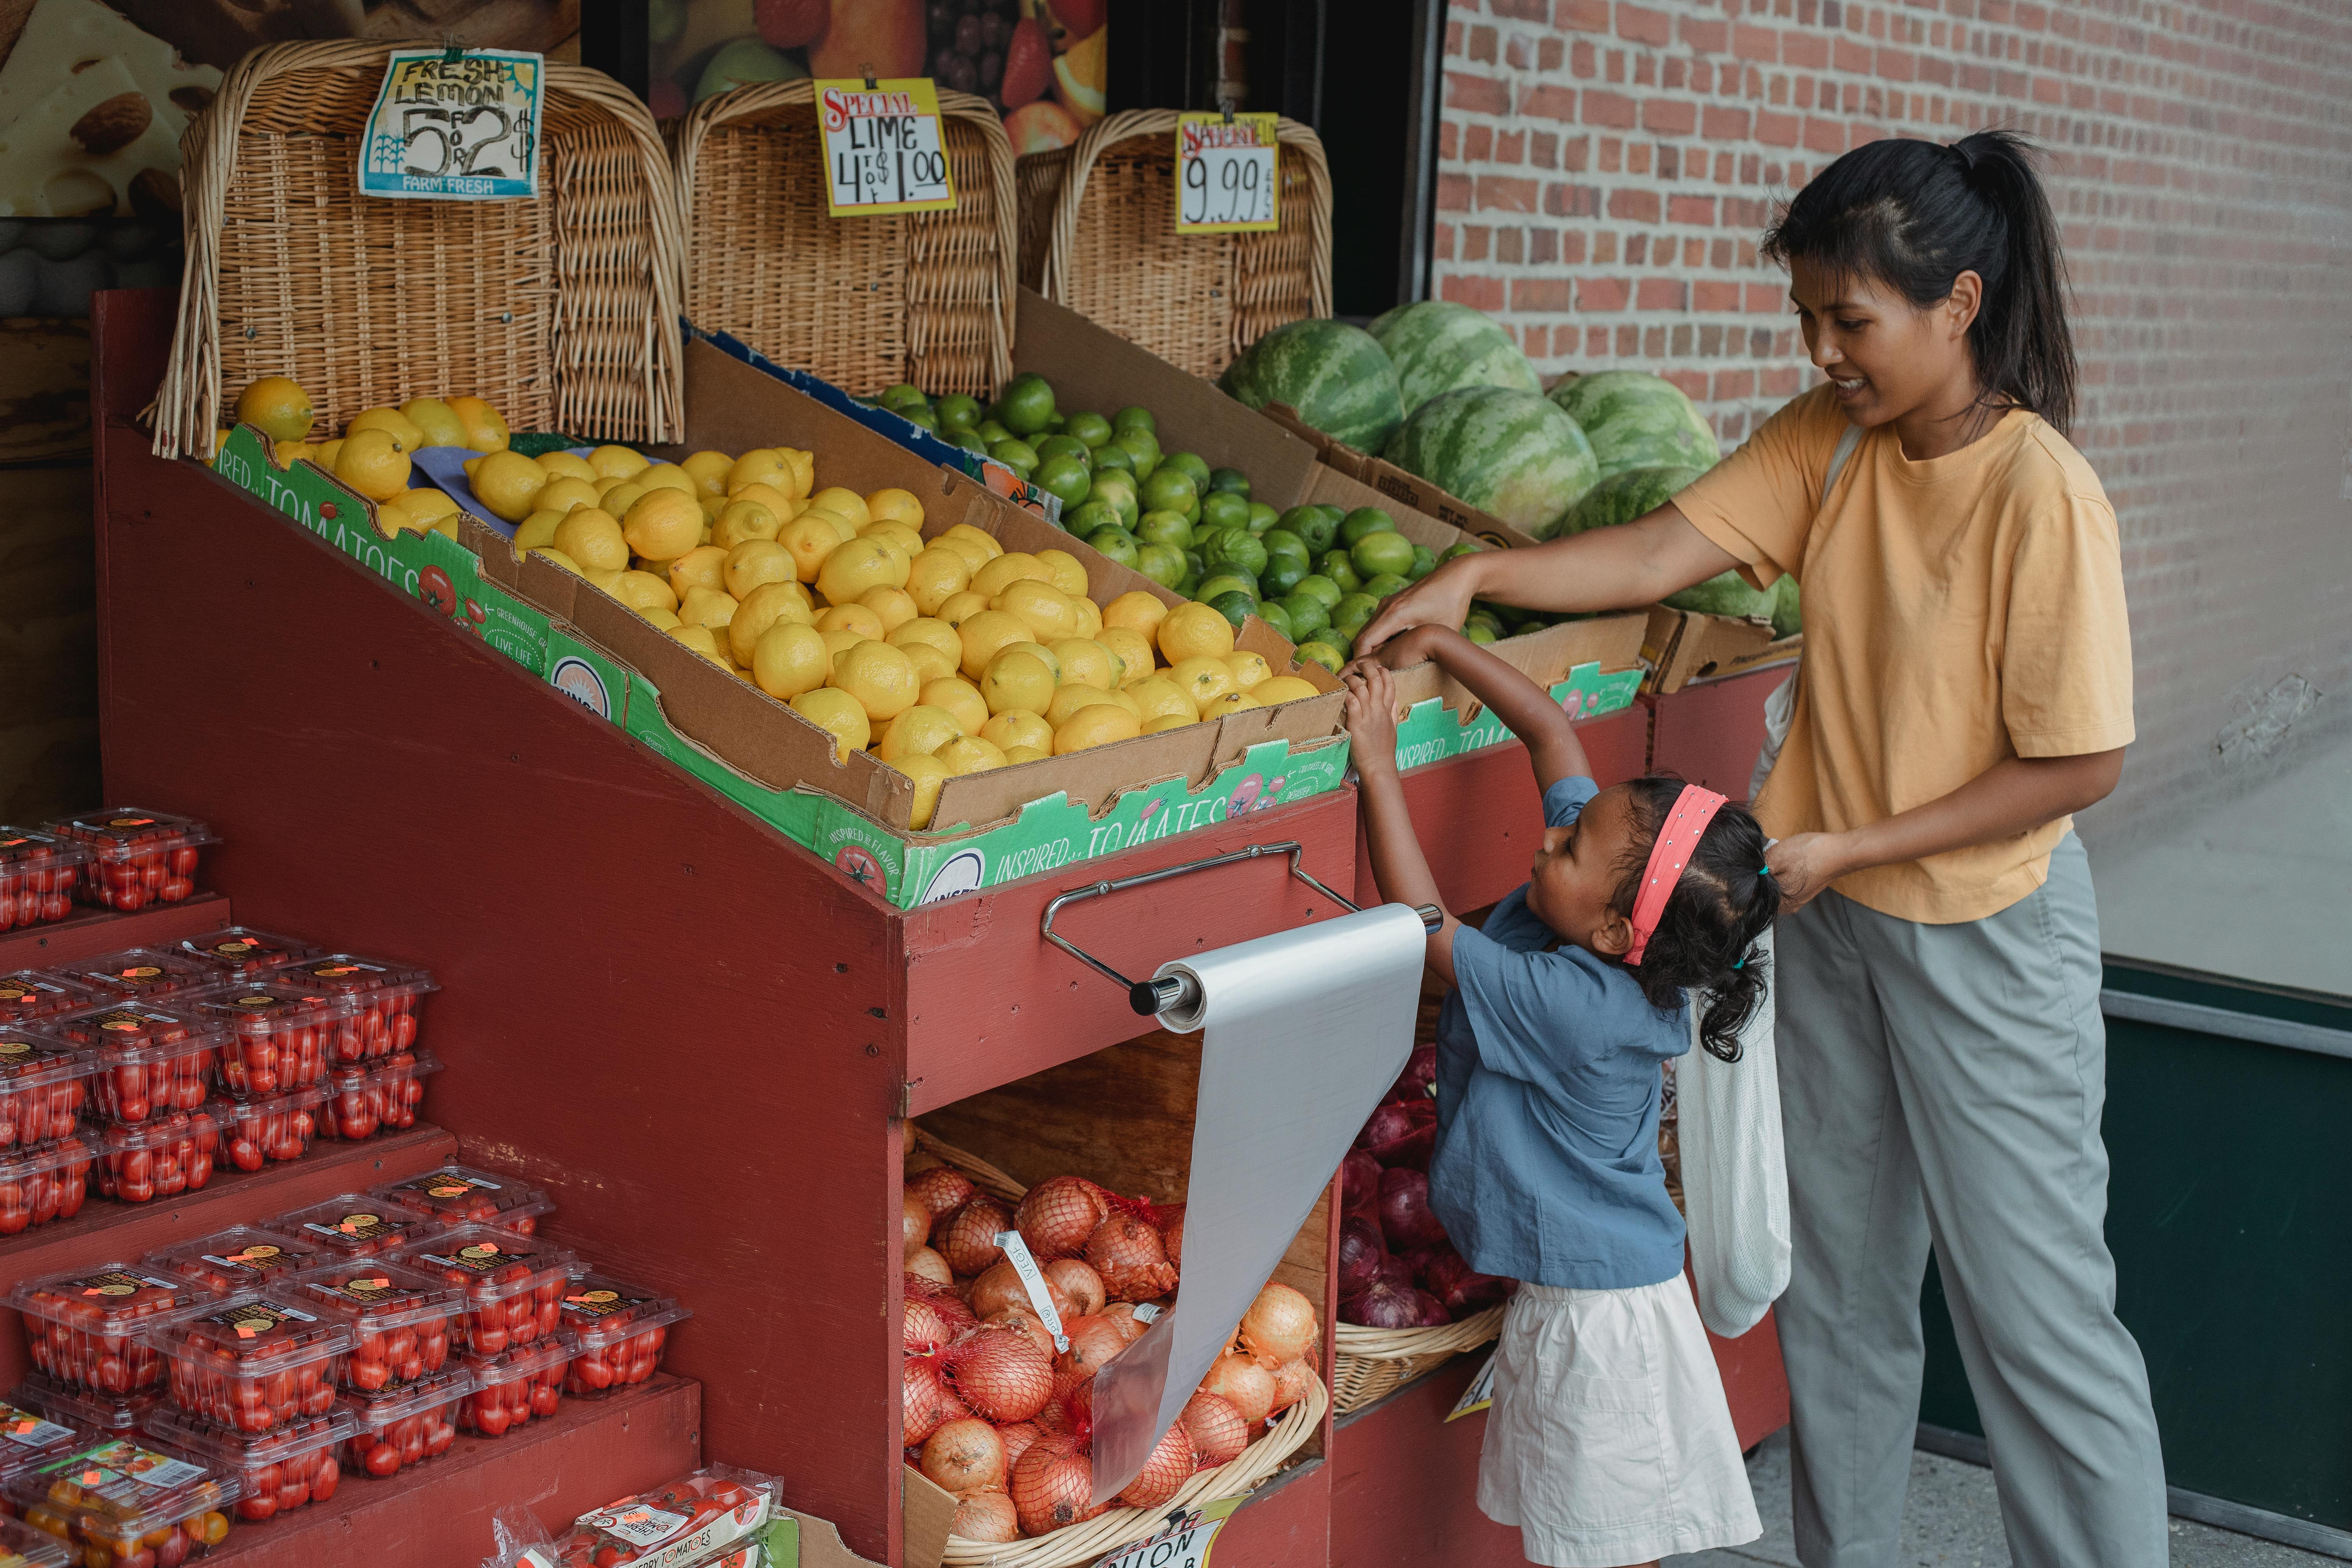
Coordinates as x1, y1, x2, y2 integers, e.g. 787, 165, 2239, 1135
1774, 834, 2168, 1568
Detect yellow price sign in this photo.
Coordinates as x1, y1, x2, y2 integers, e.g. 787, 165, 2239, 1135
814, 78, 957, 217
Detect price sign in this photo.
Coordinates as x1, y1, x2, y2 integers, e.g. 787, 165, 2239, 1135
1445, 1349, 1497, 1423
815, 78, 956, 217
1089, 1495, 1244, 1568
1175, 112, 1279, 234
359, 48, 543, 201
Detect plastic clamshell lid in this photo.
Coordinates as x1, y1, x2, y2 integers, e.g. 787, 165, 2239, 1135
392, 1225, 578, 1305
559, 1273, 693, 1352
287, 1259, 467, 1334
142, 1227, 330, 1293
7, 1265, 212, 1334
184, 982, 359, 1035
214, 1084, 328, 1128
9, 1376, 155, 1436
40, 998, 231, 1060
463, 1328, 579, 1385
338, 1365, 476, 1429
0, 1031, 93, 1090
0, 1135, 94, 1184
281, 953, 438, 1002
89, 1109, 218, 1158
0, 1512, 75, 1568
0, 829, 91, 872
0, 1397, 85, 1475
39, 808, 218, 855
261, 1194, 430, 1256
149, 1293, 352, 1375
371, 1163, 551, 1228
0, 972, 103, 1025
177, 927, 325, 975
64, 949, 217, 1000
5, 1436, 241, 1536
143, 1402, 356, 1471
323, 1046, 445, 1095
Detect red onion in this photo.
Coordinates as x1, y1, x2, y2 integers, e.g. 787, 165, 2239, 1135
908, 1165, 977, 1222
1377, 1168, 1448, 1252
938, 1196, 1013, 1277
1340, 1150, 1383, 1216
1198, 1352, 1275, 1425
921, 1417, 1007, 1494
903, 1356, 967, 1447
1117, 1420, 1198, 1509
950, 1488, 1019, 1543
1043, 1258, 1105, 1318
943, 1325, 1053, 1423
1016, 1176, 1111, 1262
1238, 1283, 1318, 1366
1085, 1213, 1179, 1302
1054, 1314, 1128, 1381
1373, 1251, 1415, 1292
1412, 1289, 1452, 1327
1009, 1440, 1101, 1537
1267, 1357, 1318, 1416
1355, 1102, 1416, 1154
1180, 1392, 1249, 1467
1336, 1216, 1386, 1299
997, 1421, 1044, 1471
1386, 1044, 1437, 1104
1365, 1098, 1438, 1170
1341, 1279, 1425, 1330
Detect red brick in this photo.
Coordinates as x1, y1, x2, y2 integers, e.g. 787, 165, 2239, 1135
1522, 84, 1578, 120
1781, 32, 1826, 68
1617, 3, 1671, 45
1436, 172, 1473, 211
1637, 277, 1688, 310
1461, 225, 1490, 261
1492, 0, 1550, 18
1572, 39, 1597, 76
1668, 194, 1717, 225
1680, 15, 1728, 51
1582, 88, 1638, 127
1530, 130, 1559, 168
1745, 283, 1785, 313
1441, 274, 1506, 311
1642, 98, 1695, 134
1733, 24, 1779, 62
1876, 46, 1916, 80
1802, 115, 1846, 153
1712, 368, 1757, 400
1469, 25, 1498, 64
1543, 182, 1601, 217
1555, 0, 1609, 33
1755, 109, 1801, 146
1512, 277, 1575, 311
1539, 37, 1564, 69
1578, 277, 1632, 311
1762, 365, 1803, 396
1664, 369, 1708, 401
1477, 174, 1541, 212
1608, 187, 1661, 221
1446, 72, 1511, 115
1497, 129, 1526, 163
1702, 105, 1751, 138
1465, 123, 1494, 160
1439, 120, 1459, 160
1834, 36, 1871, 72
1693, 280, 1742, 311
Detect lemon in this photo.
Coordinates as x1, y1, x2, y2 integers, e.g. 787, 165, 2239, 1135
791, 687, 870, 762
678, 585, 740, 630
537, 450, 597, 483
980, 650, 1056, 716
1050, 638, 1116, 690
901, 753, 952, 828
942, 523, 1003, 562
808, 486, 871, 527
468, 450, 548, 522
829, 640, 921, 721
1203, 690, 1264, 718
527, 547, 582, 574
1056, 704, 1142, 754
956, 609, 1034, 679
667, 545, 729, 597
877, 705, 964, 764
890, 617, 962, 664
936, 533, 993, 575
347, 407, 425, 452
802, 507, 860, 544
1225, 651, 1273, 691
778, 447, 817, 499
900, 642, 958, 684
642, 607, 682, 630
1004, 640, 1061, 680
993, 579, 1079, 641
334, 429, 411, 501
819, 627, 870, 664
1048, 684, 1135, 728
1103, 590, 1169, 641
936, 589, 990, 626
773, 516, 838, 582
637, 462, 698, 497
1035, 549, 1089, 598
399, 486, 460, 530
236, 376, 314, 442
980, 710, 1053, 753
1098, 627, 1156, 684
730, 481, 798, 520
730, 581, 815, 664
937, 735, 1008, 776
724, 539, 797, 599
1158, 601, 1236, 663
537, 476, 602, 515
817, 603, 885, 641
373, 494, 414, 536
1003, 744, 1051, 764
208, 428, 231, 464
1170, 655, 1235, 708
905, 547, 973, 616
511, 510, 563, 557
682, 451, 735, 496
920, 676, 989, 734
727, 449, 790, 494
972, 552, 1050, 598
817, 539, 910, 604
1129, 676, 1199, 724
588, 444, 649, 479
858, 584, 919, 633
601, 481, 650, 519
752, 620, 829, 699
1069, 595, 1103, 640
1142, 713, 1194, 734
611, 570, 679, 614
1253, 675, 1323, 706
713, 499, 781, 550
667, 624, 726, 664
445, 396, 509, 452
272, 438, 316, 468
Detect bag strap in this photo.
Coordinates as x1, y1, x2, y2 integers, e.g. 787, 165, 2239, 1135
1820, 423, 1864, 509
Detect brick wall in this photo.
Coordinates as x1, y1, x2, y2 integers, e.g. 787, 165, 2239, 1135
1433, 0, 2352, 835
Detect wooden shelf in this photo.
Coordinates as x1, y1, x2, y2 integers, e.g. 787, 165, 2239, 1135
0, 891, 230, 971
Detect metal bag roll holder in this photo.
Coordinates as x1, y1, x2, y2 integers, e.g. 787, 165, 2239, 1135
1040, 841, 1442, 1017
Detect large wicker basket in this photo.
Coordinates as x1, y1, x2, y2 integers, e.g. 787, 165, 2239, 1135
153, 40, 685, 460
1016, 109, 1330, 379
674, 82, 1016, 398
1331, 1307, 1505, 1415
909, 1129, 1327, 1568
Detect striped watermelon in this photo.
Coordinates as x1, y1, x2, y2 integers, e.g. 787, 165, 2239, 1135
1548, 370, 1720, 480
1219, 320, 1405, 454
1555, 464, 1705, 538
1365, 301, 1543, 412
1381, 387, 1598, 537
1769, 572, 1802, 638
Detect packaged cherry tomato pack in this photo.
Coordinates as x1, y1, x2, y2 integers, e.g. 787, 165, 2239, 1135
7, 1436, 236, 1564
152, 1294, 350, 1436
176, 929, 324, 980
13, 1373, 157, 1437
63, 949, 219, 1003
0, 1135, 94, 1235
455, 1330, 576, 1440
0, 1512, 75, 1567
143, 1228, 330, 1297
9, 1265, 213, 1399
559, 1275, 690, 1399
41, 999, 224, 1127
0, 971, 102, 1027
90, 1107, 221, 1204
0, 829, 90, 933
0, 1031, 93, 1150
143, 1403, 354, 1524
317, 1049, 441, 1143
213, 1085, 324, 1172
279, 954, 436, 1063
283, 1261, 461, 1396
181, 984, 352, 1100
39, 809, 215, 912
502, 1466, 780, 1568
391, 1226, 575, 1358
0, 1395, 86, 1485
339, 1365, 473, 1480
261, 1194, 430, 1259
373, 1164, 552, 1235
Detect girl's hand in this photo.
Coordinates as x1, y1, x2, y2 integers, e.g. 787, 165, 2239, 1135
1343, 662, 1402, 779
1354, 561, 1478, 656
1766, 832, 1849, 913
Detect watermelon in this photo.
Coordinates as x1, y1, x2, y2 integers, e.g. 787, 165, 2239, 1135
1553, 463, 1704, 539
1365, 300, 1543, 413
1666, 570, 1772, 619
1220, 320, 1405, 454
1769, 572, 1802, 638
1548, 370, 1719, 480
1381, 387, 1598, 538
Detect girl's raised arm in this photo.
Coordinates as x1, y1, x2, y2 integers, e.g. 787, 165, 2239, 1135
1366, 626, 1592, 795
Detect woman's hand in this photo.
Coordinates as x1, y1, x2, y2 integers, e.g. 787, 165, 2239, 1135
1353, 560, 1480, 656
1765, 832, 1849, 913
1343, 662, 1402, 779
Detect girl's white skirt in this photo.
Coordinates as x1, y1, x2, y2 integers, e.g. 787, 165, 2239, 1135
1478, 1275, 1762, 1566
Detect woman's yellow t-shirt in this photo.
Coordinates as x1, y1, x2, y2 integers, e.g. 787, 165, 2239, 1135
1673, 385, 2134, 924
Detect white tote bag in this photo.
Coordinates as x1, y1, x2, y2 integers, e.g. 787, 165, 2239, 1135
1680, 423, 1859, 1339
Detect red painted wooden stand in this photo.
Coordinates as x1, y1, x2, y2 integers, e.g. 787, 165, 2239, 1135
1646, 664, 1785, 801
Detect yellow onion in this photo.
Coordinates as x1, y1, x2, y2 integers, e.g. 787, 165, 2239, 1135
1009, 1439, 1101, 1537
950, 1487, 1020, 1543
1015, 1175, 1111, 1261
903, 1194, 933, 1262
1043, 1257, 1106, 1317
908, 1165, 977, 1221
1238, 1282, 1318, 1366
1267, 1356, 1318, 1416
1116, 1420, 1197, 1509
996, 1421, 1045, 1471
1199, 1352, 1276, 1425
1054, 1314, 1129, 1381
1180, 1390, 1249, 1467
922, 1417, 1007, 1494
1100, 1303, 1151, 1344
970, 1259, 1074, 1322
987, 1307, 1056, 1359
938, 1196, 1014, 1277
908, 1247, 954, 1289
1085, 1213, 1178, 1303
904, 1356, 968, 1447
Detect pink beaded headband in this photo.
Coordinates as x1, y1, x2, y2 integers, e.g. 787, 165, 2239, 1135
1623, 784, 1729, 967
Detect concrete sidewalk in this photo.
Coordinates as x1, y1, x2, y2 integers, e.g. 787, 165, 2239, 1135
1664, 1430, 2339, 1567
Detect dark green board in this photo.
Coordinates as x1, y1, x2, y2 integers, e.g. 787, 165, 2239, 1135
1919, 962, 2352, 1529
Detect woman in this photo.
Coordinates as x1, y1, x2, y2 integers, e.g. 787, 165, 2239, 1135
1357, 131, 2167, 1568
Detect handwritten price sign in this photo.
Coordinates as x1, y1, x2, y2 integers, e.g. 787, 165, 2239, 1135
1175, 112, 1279, 234
815, 78, 956, 217
359, 49, 544, 202
1089, 1495, 1245, 1568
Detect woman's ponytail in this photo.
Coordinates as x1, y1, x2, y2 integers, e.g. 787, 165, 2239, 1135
1762, 127, 2077, 434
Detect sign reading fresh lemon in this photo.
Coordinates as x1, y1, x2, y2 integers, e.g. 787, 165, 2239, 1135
1176, 112, 1279, 234
359, 48, 544, 201
814, 79, 956, 218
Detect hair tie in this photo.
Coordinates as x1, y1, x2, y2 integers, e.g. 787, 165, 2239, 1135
1758, 866, 1774, 879
1732, 956, 1745, 970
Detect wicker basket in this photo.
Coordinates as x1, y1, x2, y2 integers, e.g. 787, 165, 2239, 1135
1016, 109, 1331, 379
1330, 1306, 1505, 1415
674, 82, 1016, 398
910, 1129, 1327, 1568
153, 40, 685, 460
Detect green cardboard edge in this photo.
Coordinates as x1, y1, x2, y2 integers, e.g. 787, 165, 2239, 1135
1391, 662, 1641, 773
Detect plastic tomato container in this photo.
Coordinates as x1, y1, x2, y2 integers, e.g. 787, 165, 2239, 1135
261, 1195, 430, 1260
43, 1001, 222, 1127
143, 1229, 330, 1297
181, 985, 351, 1100
176, 929, 323, 980
0, 1032, 93, 1149
212, 1086, 323, 1173
532, 1467, 777, 1568
154, 1296, 349, 1436
65, 950, 218, 1003
339, 1367, 472, 1480
11, 1376, 154, 1437
391, 1227, 575, 1358
283, 1261, 460, 1395
0, 973, 102, 1028
0, 1512, 76, 1567
372, 1164, 551, 1236
456, 1330, 575, 1439
39, 809, 215, 912
143, 1405, 353, 1524
279, 955, 436, 1063
0, 1136, 93, 1236
316, 1050, 441, 1142
90, 1109, 220, 1204
0, 829, 90, 933
559, 1275, 690, 1399
8, 1437, 236, 1564
0, 1394, 87, 1485
9, 1268, 211, 1398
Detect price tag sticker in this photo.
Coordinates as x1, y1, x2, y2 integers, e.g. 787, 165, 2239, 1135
359, 48, 544, 201
1175, 112, 1279, 234
815, 78, 957, 217
1445, 1349, 1498, 1423
994, 1230, 1069, 1352
1090, 1495, 1244, 1568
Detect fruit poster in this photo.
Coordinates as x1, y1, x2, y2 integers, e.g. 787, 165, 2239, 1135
646, 0, 1105, 154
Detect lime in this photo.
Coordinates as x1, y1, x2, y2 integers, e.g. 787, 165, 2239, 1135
999, 373, 1057, 436
1247, 501, 1279, 535
1182, 497, 1201, 527
988, 438, 1038, 478
1255, 599, 1294, 641
1182, 548, 1206, 581
1136, 510, 1194, 550
1350, 530, 1417, 580
1086, 526, 1140, 566
1176, 575, 1201, 598
949, 428, 989, 457
1408, 544, 1437, 581
975, 419, 1013, 445
1066, 500, 1122, 536
1297, 640, 1344, 674
1035, 454, 1093, 507
1206, 532, 1268, 579
1088, 470, 1140, 525
1113, 406, 1156, 435
902, 407, 939, 432
1198, 490, 1250, 534
1466, 608, 1503, 636
1209, 466, 1250, 498
1339, 507, 1397, 546
1065, 411, 1113, 448
1091, 440, 1134, 474
1441, 539, 1485, 562
1465, 622, 1496, 645
1114, 428, 1161, 478
1361, 573, 1409, 600
1290, 506, 1341, 553
1294, 573, 1343, 608
1046, 413, 1068, 433
1138, 466, 1198, 516
1163, 451, 1212, 495
1035, 434, 1093, 468
881, 383, 930, 414
1316, 551, 1363, 593
1330, 592, 1380, 633
1135, 542, 1187, 587
936, 392, 982, 430
1263, 528, 1309, 563
1207, 590, 1258, 631
1279, 590, 1328, 638
1197, 572, 1259, 603
1259, 553, 1307, 598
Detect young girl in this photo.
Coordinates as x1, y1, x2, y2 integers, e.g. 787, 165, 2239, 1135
1344, 626, 1778, 1568
1361, 131, 2165, 1568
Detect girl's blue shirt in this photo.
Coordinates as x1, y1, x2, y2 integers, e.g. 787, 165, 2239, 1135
1428, 775, 1692, 1291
